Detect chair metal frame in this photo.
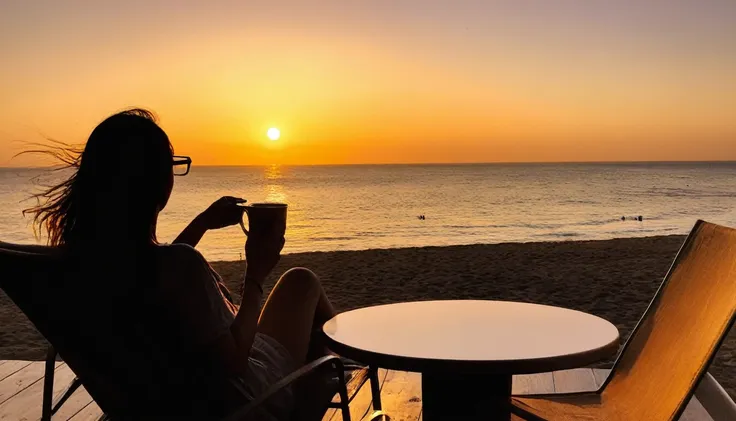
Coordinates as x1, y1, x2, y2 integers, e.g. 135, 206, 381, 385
40, 344, 382, 421
41, 347, 83, 421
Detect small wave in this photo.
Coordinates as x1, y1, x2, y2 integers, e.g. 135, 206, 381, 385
510, 223, 566, 230
443, 224, 504, 229
307, 216, 339, 221
559, 199, 599, 205
530, 232, 584, 239
609, 228, 661, 235
313, 236, 354, 241
355, 231, 388, 237
647, 187, 735, 199
577, 220, 610, 227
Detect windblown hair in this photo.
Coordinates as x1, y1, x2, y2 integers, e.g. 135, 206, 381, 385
23, 109, 174, 247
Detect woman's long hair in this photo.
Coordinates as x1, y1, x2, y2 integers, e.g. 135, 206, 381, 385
24, 109, 174, 247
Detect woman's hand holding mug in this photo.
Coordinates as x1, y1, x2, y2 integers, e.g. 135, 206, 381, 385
244, 230, 285, 285
198, 196, 247, 230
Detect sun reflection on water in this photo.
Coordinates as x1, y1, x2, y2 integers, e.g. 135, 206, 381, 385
264, 164, 282, 181
263, 164, 288, 204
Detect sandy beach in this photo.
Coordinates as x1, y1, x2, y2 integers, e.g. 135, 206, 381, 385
1, 235, 733, 398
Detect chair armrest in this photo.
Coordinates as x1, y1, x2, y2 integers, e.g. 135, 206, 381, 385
694, 372, 736, 421
0, 241, 56, 254
223, 355, 344, 421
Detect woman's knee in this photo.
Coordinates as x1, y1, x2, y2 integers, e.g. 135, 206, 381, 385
275, 267, 320, 295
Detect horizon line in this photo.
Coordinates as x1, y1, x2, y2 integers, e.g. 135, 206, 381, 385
3, 159, 736, 170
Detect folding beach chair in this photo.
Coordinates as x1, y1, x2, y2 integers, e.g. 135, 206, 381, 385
1, 246, 381, 420
512, 220, 736, 421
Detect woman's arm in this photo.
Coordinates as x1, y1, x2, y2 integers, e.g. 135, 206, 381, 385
172, 216, 208, 248
227, 235, 283, 365
173, 196, 246, 248
173, 234, 282, 380
205, 272, 265, 379
228, 274, 266, 363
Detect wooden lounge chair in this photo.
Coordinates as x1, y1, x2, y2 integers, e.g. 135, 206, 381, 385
0, 246, 381, 420
511, 220, 736, 421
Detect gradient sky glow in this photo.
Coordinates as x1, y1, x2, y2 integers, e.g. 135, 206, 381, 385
1, 1, 735, 166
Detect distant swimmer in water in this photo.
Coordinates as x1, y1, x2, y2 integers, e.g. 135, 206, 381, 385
637, 215, 643, 221
417, 215, 426, 220
621, 216, 626, 221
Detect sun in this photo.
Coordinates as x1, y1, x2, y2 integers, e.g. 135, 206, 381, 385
267, 127, 281, 141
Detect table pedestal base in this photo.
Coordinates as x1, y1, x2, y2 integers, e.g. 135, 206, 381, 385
422, 373, 512, 421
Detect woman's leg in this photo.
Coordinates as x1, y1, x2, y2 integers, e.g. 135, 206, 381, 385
257, 267, 336, 363
257, 268, 340, 420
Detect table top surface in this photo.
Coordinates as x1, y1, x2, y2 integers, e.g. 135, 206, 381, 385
323, 300, 620, 374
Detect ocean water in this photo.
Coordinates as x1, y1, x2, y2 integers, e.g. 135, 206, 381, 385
1, 162, 735, 261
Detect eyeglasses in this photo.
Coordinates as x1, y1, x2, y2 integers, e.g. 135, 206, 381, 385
173, 156, 192, 176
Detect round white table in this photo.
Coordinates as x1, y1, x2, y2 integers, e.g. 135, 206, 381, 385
322, 300, 619, 420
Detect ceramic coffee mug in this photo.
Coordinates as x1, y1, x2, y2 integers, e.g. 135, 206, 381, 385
239, 203, 287, 239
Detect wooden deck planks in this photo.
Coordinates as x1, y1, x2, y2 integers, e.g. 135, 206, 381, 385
592, 368, 608, 388
0, 361, 33, 383
513, 373, 555, 395
323, 369, 423, 421
680, 398, 713, 421
49, 365, 96, 420
0, 361, 718, 420
0, 361, 98, 421
374, 370, 422, 421
322, 369, 384, 421
0, 363, 76, 420
67, 402, 102, 421
0, 361, 64, 407
552, 368, 598, 393
0, 361, 48, 405
68, 400, 104, 421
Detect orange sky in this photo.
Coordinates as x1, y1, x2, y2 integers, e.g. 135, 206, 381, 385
1, 1, 735, 166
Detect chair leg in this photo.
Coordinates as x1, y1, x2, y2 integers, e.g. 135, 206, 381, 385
41, 346, 56, 421
339, 398, 352, 421
369, 365, 383, 411
334, 360, 352, 421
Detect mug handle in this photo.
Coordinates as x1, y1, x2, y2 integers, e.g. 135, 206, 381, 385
239, 207, 249, 236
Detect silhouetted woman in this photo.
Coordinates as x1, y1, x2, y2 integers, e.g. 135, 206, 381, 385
21, 109, 337, 419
